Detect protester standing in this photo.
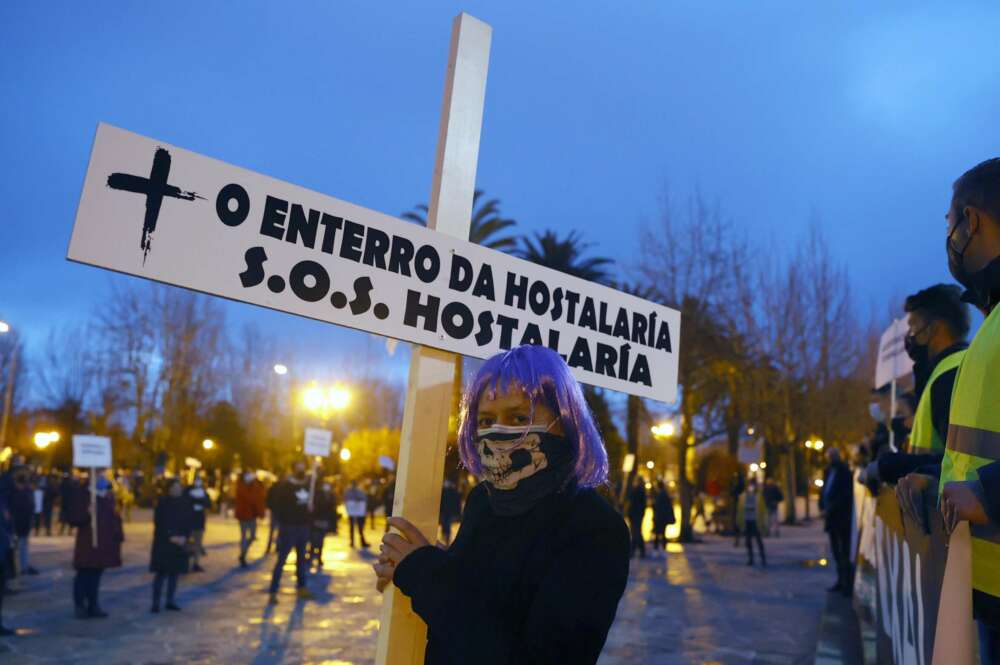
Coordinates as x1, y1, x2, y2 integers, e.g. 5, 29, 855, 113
934, 158, 1000, 663
738, 477, 767, 567
626, 474, 648, 559
0, 479, 14, 636
67, 474, 123, 619
345, 481, 369, 548
309, 481, 336, 568
185, 474, 211, 572
651, 481, 675, 551
373, 346, 630, 664
267, 462, 314, 604
10, 468, 36, 575
234, 469, 266, 568
265, 477, 280, 555
763, 478, 784, 537
438, 479, 461, 545
819, 448, 852, 595
150, 478, 191, 613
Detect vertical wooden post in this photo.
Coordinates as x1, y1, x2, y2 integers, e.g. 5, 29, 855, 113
375, 13, 491, 665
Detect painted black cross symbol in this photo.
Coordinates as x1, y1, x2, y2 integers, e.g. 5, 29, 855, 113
107, 147, 204, 263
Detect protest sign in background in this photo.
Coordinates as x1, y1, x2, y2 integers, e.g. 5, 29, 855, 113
68, 124, 681, 403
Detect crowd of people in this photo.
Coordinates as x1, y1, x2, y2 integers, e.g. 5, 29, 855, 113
0, 458, 477, 636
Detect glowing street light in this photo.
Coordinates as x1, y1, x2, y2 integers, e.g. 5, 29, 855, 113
749, 462, 760, 473
759, 461, 767, 470
651, 421, 676, 439
327, 385, 351, 411
302, 383, 352, 415
747, 427, 755, 436
339, 447, 352, 462
273, 363, 288, 375
814, 440, 825, 451
804, 439, 814, 449
645, 460, 655, 470
34, 431, 59, 450
814, 478, 824, 488
202, 438, 215, 451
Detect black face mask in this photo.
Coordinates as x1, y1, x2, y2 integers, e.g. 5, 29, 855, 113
475, 424, 574, 516
947, 217, 1000, 311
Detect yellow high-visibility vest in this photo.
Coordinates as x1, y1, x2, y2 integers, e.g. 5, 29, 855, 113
909, 348, 965, 454
940, 305, 1000, 599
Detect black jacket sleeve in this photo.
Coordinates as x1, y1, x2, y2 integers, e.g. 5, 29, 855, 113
930, 367, 959, 443
978, 460, 1000, 526
877, 453, 944, 484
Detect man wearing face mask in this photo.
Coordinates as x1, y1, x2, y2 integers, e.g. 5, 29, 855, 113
934, 158, 1000, 663
267, 461, 315, 604
889, 286, 968, 515
234, 469, 266, 568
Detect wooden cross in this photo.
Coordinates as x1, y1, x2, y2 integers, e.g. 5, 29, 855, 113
375, 12, 492, 665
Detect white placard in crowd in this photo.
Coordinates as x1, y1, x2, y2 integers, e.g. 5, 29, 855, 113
304, 427, 333, 458
622, 453, 636, 473
874, 317, 913, 388
72, 434, 112, 468
68, 124, 681, 403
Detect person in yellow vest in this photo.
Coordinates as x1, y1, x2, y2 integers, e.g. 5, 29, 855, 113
936, 158, 1000, 664
883, 285, 969, 497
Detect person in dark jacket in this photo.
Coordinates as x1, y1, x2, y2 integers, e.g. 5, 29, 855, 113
9, 467, 37, 575
652, 481, 675, 551
58, 472, 76, 536
373, 346, 630, 665
67, 474, 124, 618
819, 447, 854, 596
0, 480, 15, 635
265, 479, 280, 555
150, 478, 191, 612
438, 479, 461, 545
308, 481, 336, 568
627, 474, 648, 559
185, 473, 211, 572
267, 462, 313, 604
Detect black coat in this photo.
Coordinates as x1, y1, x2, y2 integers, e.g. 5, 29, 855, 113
10, 484, 34, 537
150, 495, 193, 574
653, 489, 675, 527
185, 486, 212, 530
394, 484, 630, 665
819, 461, 853, 532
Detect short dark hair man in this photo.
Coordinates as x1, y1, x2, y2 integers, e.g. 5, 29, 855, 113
936, 158, 1000, 660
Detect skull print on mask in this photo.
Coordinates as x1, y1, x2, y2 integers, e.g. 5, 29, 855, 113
476, 420, 572, 490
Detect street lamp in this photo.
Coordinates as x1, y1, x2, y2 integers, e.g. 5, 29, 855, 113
202, 438, 215, 451
34, 431, 59, 450
813, 440, 825, 451
645, 460, 655, 470
651, 421, 676, 439
339, 447, 351, 462
301, 382, 352, 417
273, 363, 288, 375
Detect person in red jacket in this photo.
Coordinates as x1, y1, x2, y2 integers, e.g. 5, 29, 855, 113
67, 473, 124, 619
234, 469, 266, 568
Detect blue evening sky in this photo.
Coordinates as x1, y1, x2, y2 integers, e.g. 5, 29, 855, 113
2, 1, 999, 398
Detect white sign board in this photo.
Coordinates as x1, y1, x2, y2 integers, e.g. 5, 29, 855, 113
184, 456, 203, 469
874, 317, 913, 388
73, 435, 112, 468
68, 124, 681, 402
304, 427, 333, 458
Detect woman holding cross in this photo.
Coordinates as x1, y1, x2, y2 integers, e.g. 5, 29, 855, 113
374, 345, 630, 664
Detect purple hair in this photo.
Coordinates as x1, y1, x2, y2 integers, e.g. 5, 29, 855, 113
457, 345, 609, 488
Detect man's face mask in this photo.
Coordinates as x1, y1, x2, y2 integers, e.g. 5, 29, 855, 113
947, 208, 1000, 310
475, 419, 569, 490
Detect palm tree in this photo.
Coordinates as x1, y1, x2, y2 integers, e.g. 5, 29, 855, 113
402, 190, 519, 435
516, 230, 614, 284
402, 189, 518, 251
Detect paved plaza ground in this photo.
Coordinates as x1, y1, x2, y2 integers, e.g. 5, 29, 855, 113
0, 509, 836, 664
